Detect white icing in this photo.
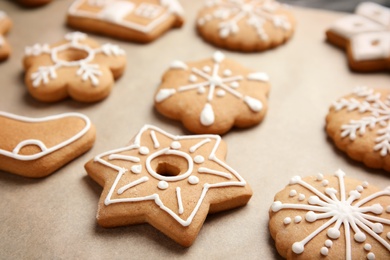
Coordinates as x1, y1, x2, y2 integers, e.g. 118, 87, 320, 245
356, 2, 390, 26
387, 206, 390, 213
198, 167, 232, 179
131, 165, 142, 174
364, 243, 372, 251
284, 217, 291, 225
170, 60, 188, 70
94, 125, 247, 227
134, 3, 162, 19
170, 141, 181, 150
317, 173, 324, 181
118, 176, 148, 194
200, 103, 215, 126
109, 154, 140, 162
294, 216, 302, 223
223, 69, 232, 76
351, 32, 390, 61
244, 96, 263, 112
387, 232, 390, 239
367, 252, 376, 260
247, 72, 269, 82
194, 155, 205, 164
213, 51, 225, 63
216, 89, 226, 97
230, 82, 239, 88
150, 130, 160, 148
189, 75, 197, 83
271, 170, 390, 259
0, 112, 91, 161
155, 89, 176, 102
289, 189, 297, 197
139, 146, 149, 155
322, 180, 329, 186
298, 194, 305, 201
158, 180, 168, 190
320, 247, 328, 256
101, 1, 135, 22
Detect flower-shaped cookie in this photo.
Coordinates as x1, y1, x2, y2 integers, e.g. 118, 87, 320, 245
85, 125, 252, 247
0, 11, 12, 61
154, 51, 270, 134
0, 111, 95, 178
326, 2, 390, 72
68, 0, 184, 43
23, 32, 126, 102
269, 170, 390, 259
326, 87, 390, 172
196, 0, 295, 52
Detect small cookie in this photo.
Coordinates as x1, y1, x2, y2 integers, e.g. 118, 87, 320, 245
196, 0, 295, 52
326, 2, 390, 72
0, 11, 12, 61
23, 32, 126, 102
67, 0, 184, 43
154, 51, 270, 134
326, 86, 390, 171
18, 0, 52, 7
85, 125, 252, 247
0, 111, 96, 178
269, 169, 390, 259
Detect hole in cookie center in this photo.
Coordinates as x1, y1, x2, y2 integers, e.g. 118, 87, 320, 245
151, 155, 188, 178
57, 48, 89, 62
156, 162, 181, 177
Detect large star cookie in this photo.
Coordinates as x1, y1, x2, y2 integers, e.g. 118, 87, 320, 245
85, 125, 252, 247
154, 51, 270, 134
326, 2, 390, 72
67, 0, 184, 43
0, 111, 96, 178
326, 87, 390, 171
23, 32, 126, 103
196, 0, 295, 52
269, 170, 390, 259
0, 11, 12, 61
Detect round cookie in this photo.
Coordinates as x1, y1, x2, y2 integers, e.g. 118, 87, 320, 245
0, 11, 12, 61
154, 51, 270, 134
23, 32, 126, 103
326, 87, 390, 171
269, 170, 390, 259
196, 0, 295, 52
85, 125, 252, 247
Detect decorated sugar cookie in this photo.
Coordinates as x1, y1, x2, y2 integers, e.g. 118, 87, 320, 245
326, 2, 390, 72
18, 0, 52, 7
196, 0, 295, 52
0, 11, 12, 61
23, 32, 126, 102
154, 51, 270, 134
85, 125, 252, 247
67, 0, 184, 43
269, 170, 390, 259
326, 87, 390, 171
0, 111, 95, 178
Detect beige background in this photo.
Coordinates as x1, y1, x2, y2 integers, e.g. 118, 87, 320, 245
0, 1, 389, 259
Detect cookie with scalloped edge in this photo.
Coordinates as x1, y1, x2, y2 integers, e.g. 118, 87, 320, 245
326, 87, 390, 171
196, 0, 295, 52
269, 170, 390, 259
0, 11, 12, 61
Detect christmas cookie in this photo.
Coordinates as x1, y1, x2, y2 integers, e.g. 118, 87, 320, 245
154, 51, 270, 134
23, 32, 126, 103
326, 87, 390, 171
67, 0, 184, 43
326, 2, 390, 72
269, 169, 390, 259
196, 0, 295, 52
0, 11, 12, 61
0, 111, 95, 178
85, 125, 252, 247
18, 0, 52, 7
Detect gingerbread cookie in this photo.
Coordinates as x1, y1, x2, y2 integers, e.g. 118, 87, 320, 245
326, 2, 390, 72
196, 0, 295, 52
85, 125, 252, 247
67, 0, 184, 43
269, 170, 390, 259
326, 87, 390, 171
154, 51, 270, 134
23, 32, 126, 103
0, 11, 12, 61
18, 0, 52, 7
0, 111, 95, 178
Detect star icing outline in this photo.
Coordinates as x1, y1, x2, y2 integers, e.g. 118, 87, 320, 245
271, 170, 390, 260
92, 125, 248, 227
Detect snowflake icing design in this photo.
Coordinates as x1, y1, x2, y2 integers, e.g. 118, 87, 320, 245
271, 170, 390, 259
333, 87, 390, 157
25, 32, 125, 88
198, 0, 291, 40
93, 125, 248, 226
155, 51, 269, 126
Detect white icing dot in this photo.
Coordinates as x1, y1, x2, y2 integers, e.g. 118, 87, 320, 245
131, 165, 142, 174
189, 75, 197, 83
325, 239, 333, 248
197, 18, 205, 26
294, 216, 302, 223
198, 86, 206, 94
387, 232, 390, 239
194, 155, 205, 164
139, 146, 149, 155
170, 141, 181, 150
292, 242, 304, 254
327, 227, 340, 239
188, 175, 199, 185
367, 252, 375, 260
271, 201, 282, 212
364, 243, 372, 251
386, 206, 390, 213
320, 247, 328, 256
316, 173, 324, 181
157, 181, 168, 190
203, 66, 211, 73
354, 232, 366, 242
362, 181, 369, 188
322, 180, 329, 186
305, 211, 317, 222
298, 194, 305, 201
223, 69, 232, 76
283, 217, 291, 225
289, 190, 297, 197
216, 89, 226, 97
230, 81, 239, 88
356, 185, 364, 192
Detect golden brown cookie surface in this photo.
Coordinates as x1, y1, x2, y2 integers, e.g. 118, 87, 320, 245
85, 125, 252, 247
154, 51, 270, 134
18, 0, 52, 7
0, 11, 12, 61
196, 0, 295, 52
269, 170, 390, 259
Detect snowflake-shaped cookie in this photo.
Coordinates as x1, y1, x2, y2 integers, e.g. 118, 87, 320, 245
0, 11, 12, 61
85, 125, 252, 247
68, 0, 184, 43
196, 0, 295, 52
23, 32, 126, 102
270, 170, 390, 259
327, 87, 390, 171
326, 2, 390, 72
154, 51, 270, 134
